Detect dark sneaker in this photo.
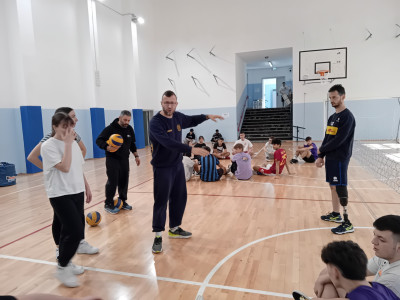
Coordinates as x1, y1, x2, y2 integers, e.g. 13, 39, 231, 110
104, 203, 120, 214
331, 222, 354, 235
292, 290, 311, 300
290, 159, 298, 164
321, 212, 343, 223
168, 227, 192, 239
152, 237, 163, 253
122, 202, 132, 210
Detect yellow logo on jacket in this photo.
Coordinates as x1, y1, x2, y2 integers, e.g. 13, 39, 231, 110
177, 124, 181, 131
326, 126, 338, 135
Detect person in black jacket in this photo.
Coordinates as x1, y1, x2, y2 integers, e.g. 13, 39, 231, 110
149, 90, 223, 254
316, 84, 356, 235
96, 110, 140, 214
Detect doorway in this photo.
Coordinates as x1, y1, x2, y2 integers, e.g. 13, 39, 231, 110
262, 78, 276, 108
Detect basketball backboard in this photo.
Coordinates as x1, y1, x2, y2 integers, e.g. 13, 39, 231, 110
299, 47, 347, 82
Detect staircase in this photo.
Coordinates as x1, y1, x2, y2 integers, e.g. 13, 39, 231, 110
240, 107, 292, 141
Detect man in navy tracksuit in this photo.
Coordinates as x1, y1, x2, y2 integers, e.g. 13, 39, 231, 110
316, 84, 356, 235
149, 90, 223, 253
96, 110, 140, 214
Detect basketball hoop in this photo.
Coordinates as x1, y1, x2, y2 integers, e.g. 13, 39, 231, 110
317, 70, 329, 85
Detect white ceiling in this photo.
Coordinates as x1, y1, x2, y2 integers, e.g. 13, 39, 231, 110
237, 47, 293, 70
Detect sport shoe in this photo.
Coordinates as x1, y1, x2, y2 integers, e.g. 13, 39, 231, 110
56, 248, 59, 260
290, 158, 298, 164
321, 212, 343, 223
105, 203, 120, 214
152, 237, 163, 253
331, 222, 355, 235
68, 262, 85, 275
292, 290, 311, 300
227, 164, 232, 174
77, 240, 99, 254
168, 227, 192, 239
122, 201, 132, 210
55, 264, 79, 288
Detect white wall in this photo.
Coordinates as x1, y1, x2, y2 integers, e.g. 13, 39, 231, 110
132, 0, 400, 110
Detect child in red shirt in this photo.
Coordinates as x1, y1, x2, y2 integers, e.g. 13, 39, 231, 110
253, 139, 293, 178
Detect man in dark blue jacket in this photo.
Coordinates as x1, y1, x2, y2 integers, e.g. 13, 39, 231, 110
96, 110, 140, 214
316, 84, 356, 235
149, 90, 223, 253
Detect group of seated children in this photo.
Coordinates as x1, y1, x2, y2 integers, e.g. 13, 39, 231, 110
183, 128, 302, 182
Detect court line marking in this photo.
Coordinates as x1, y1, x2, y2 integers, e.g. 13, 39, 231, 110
0, 254, 291, 298
128, 191, 400, 205
0, 154, 151, 199
0, 178, 154, 250
0, 227, 373, 299
195, 226, 374, 299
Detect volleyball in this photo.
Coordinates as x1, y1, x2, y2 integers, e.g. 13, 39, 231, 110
107, 134, 123, 152
86, 211, 102, 226
113, 196, 123, 210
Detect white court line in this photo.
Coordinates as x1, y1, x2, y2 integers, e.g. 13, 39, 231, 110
244, 180, 392, 191
195, 226, 373, 299
289, 174, 381, 182
0, 254, 291, 298
1, 227, 374, 299
0, 154, 152, 198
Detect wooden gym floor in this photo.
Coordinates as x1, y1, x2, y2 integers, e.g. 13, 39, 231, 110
1, 141, 399, 300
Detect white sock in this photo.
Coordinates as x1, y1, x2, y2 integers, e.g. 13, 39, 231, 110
170, 226, 179, 232
155, 232, 162, 237
293, 155, 297, 159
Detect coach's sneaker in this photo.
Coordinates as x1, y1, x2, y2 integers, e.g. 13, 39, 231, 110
105, 203, 120, 214
55, 264, 79, 288
77, 240, 99, 254
168, 227, 192, 239
292, 290, 311, 300
122, 201, 133, 210
331, 222, 355, 235
152, 237, 163, 254
321, 212, 343, 223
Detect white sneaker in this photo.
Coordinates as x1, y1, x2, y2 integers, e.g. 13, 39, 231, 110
56, 248, 59, 260
68, 262, 85, 275
77, 240, 99, 254
55, 264, 79, 288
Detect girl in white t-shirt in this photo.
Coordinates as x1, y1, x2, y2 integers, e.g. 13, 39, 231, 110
41, 112, 93, 288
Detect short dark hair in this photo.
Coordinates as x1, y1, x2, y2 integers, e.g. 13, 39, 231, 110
240, 132, 245, 135
271, 138, 281, 146
199, 136, 204, 140
162, 90, 177, 100
233, 143, 243, 150
305, 136, 312, 141
218, 138, 224, 141
215, 129, 219, 132
51, 112, 74, 137
120, 110, 131, 117
55, 107, 73, 114
204, 146, 211, 152
321, 241, 367, 281
328, 84, 346, 96
373, 215, 400, 242
190, 128, 194, 132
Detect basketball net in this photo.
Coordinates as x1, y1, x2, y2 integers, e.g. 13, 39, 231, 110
318, 71, 329, 85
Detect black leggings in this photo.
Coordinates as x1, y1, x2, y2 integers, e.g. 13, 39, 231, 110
50, 192, 85, 267
52, 211, 84, 246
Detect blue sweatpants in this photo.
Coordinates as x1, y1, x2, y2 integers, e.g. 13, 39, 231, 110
152, 163, 187, 232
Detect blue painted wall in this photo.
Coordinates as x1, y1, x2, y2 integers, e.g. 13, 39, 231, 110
132, 109, 145, 149
20, 106, 44, 173
0, 109, 26, 174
